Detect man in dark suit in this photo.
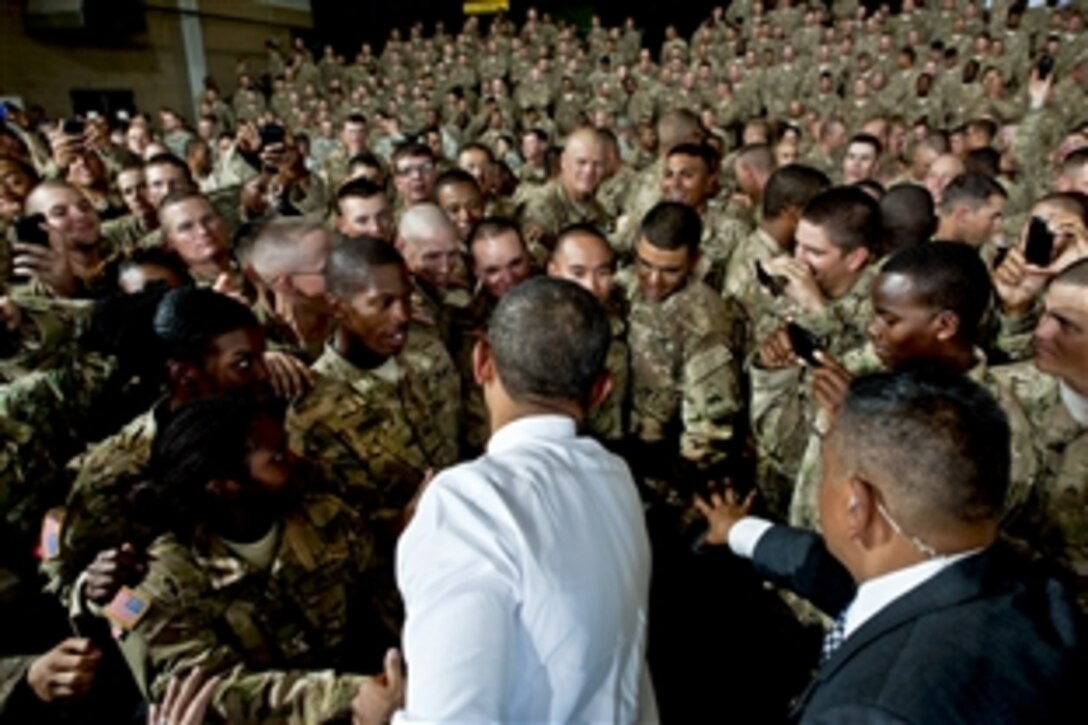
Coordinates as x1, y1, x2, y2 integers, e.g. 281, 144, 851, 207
698, 369, 1084, 724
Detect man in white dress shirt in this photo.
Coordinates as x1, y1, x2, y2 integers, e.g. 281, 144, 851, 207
353, 276, 657, 724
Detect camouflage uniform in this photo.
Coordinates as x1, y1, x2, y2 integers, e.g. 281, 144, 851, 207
694, 203, 752, 291
46, 404, 163, 604
991, 363, 1088, 608
586, 311, 630, 444
626, 278, 746, 497
101, 214, 152, 254
114, 495, 396, 724
519, 180, 612, 265
722, 226, 783, 318
286, 333, 460, 531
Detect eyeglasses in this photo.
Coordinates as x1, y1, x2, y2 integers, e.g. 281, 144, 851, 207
395, 162, 435, 178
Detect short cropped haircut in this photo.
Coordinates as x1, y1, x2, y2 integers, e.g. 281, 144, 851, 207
391, 141, 435, 166
880, 241, 992, 340
848, 133, 883, 157
879, 184, 938, 254
639, 202, 702, 254
325, 235, 406, 300
553, 223, 614, 263
939, 173, 1007, 214
153, 287, 259, 363
666, 142, 721, 175
1051, 257, 1088, 289
434, 168, 481, 198
829, 369, 1010, 533
145, 153, 192, 177
964, 147, 1001, 178
468, 217, 524, 254
337, 177, 387, 206
762, 164, 832, 219
487, 277, 612, 406
801, 186, 882, 254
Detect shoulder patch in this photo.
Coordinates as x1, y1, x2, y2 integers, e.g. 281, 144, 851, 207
104, 586, 150, 631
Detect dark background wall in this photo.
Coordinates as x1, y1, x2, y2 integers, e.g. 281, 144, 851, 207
309, 1, 739, 59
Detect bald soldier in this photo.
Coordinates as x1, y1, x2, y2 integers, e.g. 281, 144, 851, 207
395, 203, 462, 344
547, 223, 628, 444
519, 127, 612, 263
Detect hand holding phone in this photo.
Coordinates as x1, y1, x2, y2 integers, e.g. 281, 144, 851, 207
14, 213, 49, 247
1024, 216, 1054, 267
786, 321, 823, 367
755, 260, 787, 297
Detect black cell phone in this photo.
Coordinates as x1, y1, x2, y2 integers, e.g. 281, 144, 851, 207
1037, 54, 1055, 81
14, 213, 49, 246
259, 123, 286, 148
63, 119, 85, 136
755, 260, 786, 297
1024, 216, 1054, 267
786, 321, 823, 367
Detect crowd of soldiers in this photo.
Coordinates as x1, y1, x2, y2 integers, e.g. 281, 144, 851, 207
1, 0, 1087, 721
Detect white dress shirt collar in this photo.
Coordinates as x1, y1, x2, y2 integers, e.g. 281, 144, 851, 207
1059, 381, 1088, 427
486, 414, 578, 455
843, 549, 981, 638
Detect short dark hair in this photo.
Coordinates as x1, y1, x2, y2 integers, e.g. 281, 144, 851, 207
434, 168, 480, 197
964, 147, 1001, 178
829, 369, 1010, 532
1051, 256, 1088, 289
459, 142, 495, 163
144, 153, 192, 177
880, 241, 992, 340
553, 223, 613, 263
801, 186, 882, 254
391, 141, 435, 166
468, 217, 524, 254
639, 201, 702, 253
847, 133, 883, 157
117, 246, 194, 286
666, 142, 721, 175
762, 164, 832, 219
939, 173, 1007, 214
153, 287, 260, 363
326, 235, 406, 299
336, 176, 386, 207
487, 277, 611, 407
879, 183, 938, 254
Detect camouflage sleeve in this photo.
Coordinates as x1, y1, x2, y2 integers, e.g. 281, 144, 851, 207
787, 431, 825, 531
679, 336, 743, 469
0, 656, 36, 718
992, 302, 1040, 364
1011, 107, 1059, 208
118, 539, 368, 724
49, 415, 155, 603
749, 363, 813, 486
416, 336, 463, 469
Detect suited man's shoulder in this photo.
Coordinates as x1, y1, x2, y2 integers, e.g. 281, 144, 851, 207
803, 546, 1085, 725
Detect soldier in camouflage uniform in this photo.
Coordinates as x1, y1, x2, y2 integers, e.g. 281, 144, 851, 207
546, 224, 628, 444
992, 260, 1088, 609
659, 142, 750, 290
286, 238, 460, 543
519, 128, 612, 261
48, 289, 270, 605
745, 187, 881, 360
623, 202, 746, 525
722, 164, 832, 337
113, 397, 396, 724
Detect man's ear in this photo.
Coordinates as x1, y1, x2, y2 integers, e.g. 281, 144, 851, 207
845, 246, 870, 273
472, 336, 496, 388
586, 371, 613, 413
327, 295, 350, 321
845, 476, 876, 540
933, 309, 960, 341
166, 359, 201, 393
393, 236, 406, 255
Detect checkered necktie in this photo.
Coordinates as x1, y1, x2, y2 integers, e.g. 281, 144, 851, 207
820, 608, 849, 664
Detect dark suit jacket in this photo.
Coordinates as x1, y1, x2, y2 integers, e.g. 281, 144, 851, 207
751, 526, 1085, 724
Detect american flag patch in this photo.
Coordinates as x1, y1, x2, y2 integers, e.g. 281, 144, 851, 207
104, 586, 150, 631
38, 511, 64, 560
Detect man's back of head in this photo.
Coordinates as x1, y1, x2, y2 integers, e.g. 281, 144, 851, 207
487, 276, 611, 413
879, 183, 938, 255
762, 164, 832, 221
824, 368, 1010, 570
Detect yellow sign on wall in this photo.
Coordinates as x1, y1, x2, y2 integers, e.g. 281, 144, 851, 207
464, 0, 509, 15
